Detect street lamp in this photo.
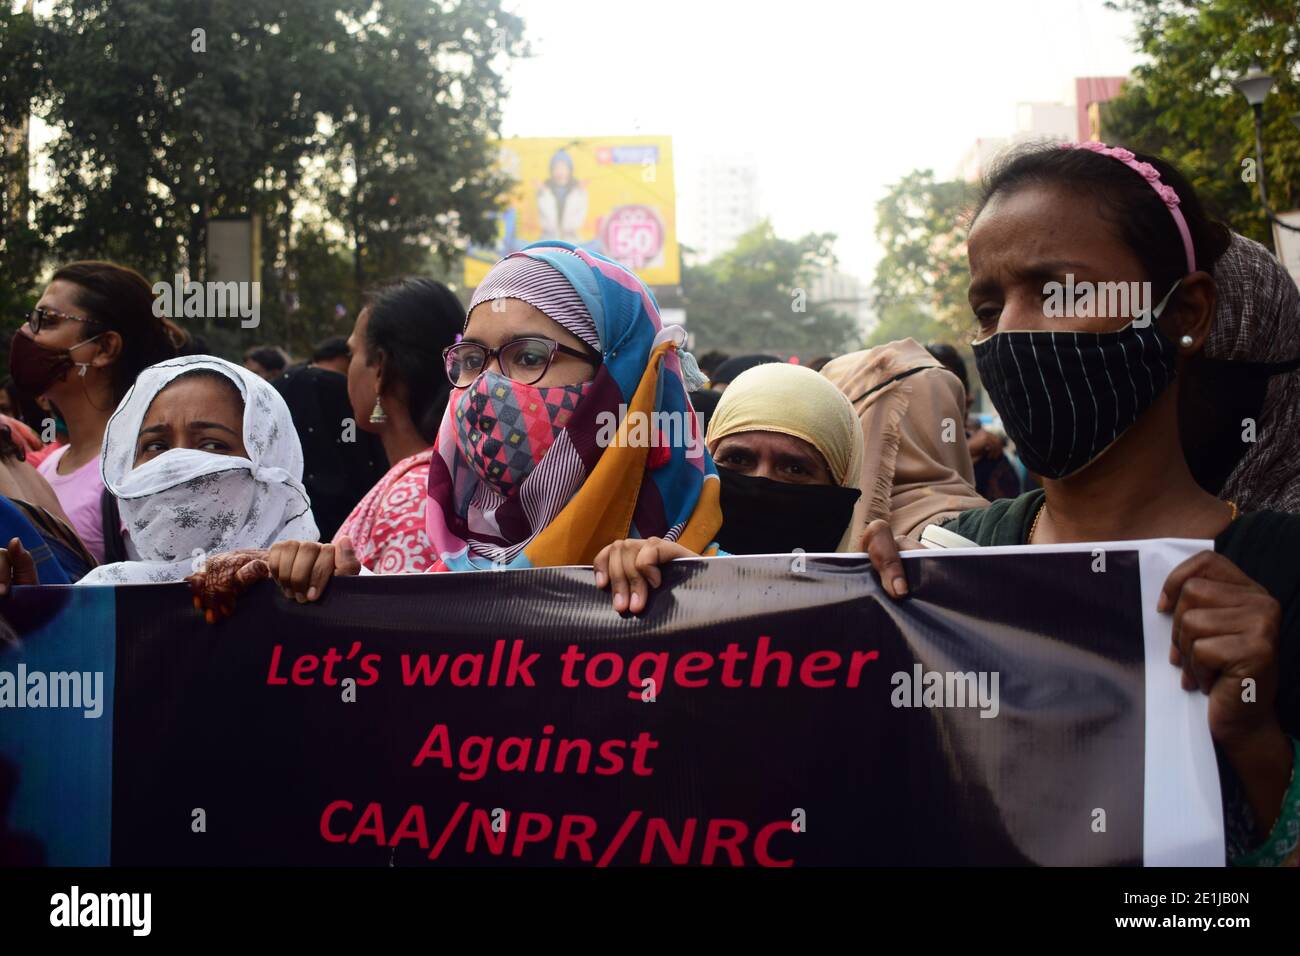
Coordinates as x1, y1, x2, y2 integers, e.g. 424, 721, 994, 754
1232, 63, 1300, 233
1232, 63, 1275, 107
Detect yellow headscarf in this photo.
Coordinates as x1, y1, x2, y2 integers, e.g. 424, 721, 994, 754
706, 362, 865, 551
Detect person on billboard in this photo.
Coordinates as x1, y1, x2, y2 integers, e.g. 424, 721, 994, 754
862, 142, 1300, 867
536, 150, 588, 243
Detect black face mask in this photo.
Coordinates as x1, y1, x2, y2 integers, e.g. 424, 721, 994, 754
716, 467, 861, 556
973, 280, 1185, 480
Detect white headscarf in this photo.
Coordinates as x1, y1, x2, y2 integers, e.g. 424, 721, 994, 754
79, 355, 318, 585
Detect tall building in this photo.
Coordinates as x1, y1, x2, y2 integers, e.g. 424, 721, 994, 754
679, 154, 761, 264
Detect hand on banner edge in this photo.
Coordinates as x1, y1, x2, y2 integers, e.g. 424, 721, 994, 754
187, 548, 271, 623
0, 537, 39, 594
593, 537, 693, 615
862, 519, 921, 599
265, 535, 362, 604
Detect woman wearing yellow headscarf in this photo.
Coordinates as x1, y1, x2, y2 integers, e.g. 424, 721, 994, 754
594, 362, 864, 612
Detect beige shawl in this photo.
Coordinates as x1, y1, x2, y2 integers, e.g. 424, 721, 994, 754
821, 338, 987, 545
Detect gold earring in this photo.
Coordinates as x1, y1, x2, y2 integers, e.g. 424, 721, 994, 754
369, 396, 387, 424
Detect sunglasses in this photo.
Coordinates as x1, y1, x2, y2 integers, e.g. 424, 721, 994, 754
26, 306, 98, 336
443, 336, 599, 388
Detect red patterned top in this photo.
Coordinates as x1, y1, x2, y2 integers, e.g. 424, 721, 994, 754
333, 449, 435, 574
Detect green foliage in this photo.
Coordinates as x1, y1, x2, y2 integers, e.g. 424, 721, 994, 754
2, 0, 524, 360
1102, 0, 1300, 247
320, 0, 522, 289
683, 221, 859, 358
0, 5, 47, 337
871, 170, 976, 337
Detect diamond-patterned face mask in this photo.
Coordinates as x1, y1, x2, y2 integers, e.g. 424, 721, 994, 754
454, 369, 591, 495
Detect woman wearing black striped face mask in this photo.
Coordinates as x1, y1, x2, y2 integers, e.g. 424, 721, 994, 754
864, 143, 1300, 867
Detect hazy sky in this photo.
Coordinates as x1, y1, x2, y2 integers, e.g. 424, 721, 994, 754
500, 0, 1142, 283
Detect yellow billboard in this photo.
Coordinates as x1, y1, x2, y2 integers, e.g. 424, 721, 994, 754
464, 135, 679, 288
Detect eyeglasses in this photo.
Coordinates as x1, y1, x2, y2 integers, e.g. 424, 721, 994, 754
26, 306, 97, 336
443, 336, 600, 388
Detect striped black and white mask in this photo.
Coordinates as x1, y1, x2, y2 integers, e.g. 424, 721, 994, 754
972, 281, 1181, 480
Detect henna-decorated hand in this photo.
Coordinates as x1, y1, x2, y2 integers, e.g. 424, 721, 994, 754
186, 548, 270, 623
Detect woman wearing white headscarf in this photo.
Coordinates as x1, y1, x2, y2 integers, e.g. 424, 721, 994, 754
85, 354, 318, 584
1, 355, 318, 588
594, 362, 864, 612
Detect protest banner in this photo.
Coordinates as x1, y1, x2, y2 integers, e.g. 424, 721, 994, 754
0, 543, 1223, 866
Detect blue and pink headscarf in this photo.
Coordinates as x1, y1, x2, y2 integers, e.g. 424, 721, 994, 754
426, 241, 721, 570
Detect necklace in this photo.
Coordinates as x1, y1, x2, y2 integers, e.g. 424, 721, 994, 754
1028, 499, 1240, 544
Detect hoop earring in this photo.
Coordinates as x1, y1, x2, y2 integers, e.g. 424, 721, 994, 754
369, 396, 387, 424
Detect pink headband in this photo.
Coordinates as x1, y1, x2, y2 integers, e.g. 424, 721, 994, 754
1062, 141, 1197, 274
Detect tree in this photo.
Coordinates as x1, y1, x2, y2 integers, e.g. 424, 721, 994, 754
1102, 0, 1300, 247
22, 0, 523, 356
320, 0, 523, 288
683, 221, 859, 358
0, 3, 49, 340
872, 170, 977, 337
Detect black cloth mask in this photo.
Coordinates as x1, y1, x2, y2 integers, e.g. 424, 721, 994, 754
972, 285, 1182, 479
716, 467, 861, 555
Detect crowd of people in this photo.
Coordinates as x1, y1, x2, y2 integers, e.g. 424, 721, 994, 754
0, 140, 1297, 866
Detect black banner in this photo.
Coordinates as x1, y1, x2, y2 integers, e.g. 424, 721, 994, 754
3, 548, 1215, 866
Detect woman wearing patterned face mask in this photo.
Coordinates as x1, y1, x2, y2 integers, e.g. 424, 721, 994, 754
864, 142, 1300, 867
190, 241, 721, 606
